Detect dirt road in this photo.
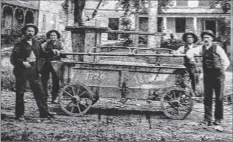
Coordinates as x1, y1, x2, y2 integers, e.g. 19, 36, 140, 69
1, 91, 232, 141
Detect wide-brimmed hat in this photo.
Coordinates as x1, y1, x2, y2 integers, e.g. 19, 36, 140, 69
46, 30, 61, 39
21, 24, 38, 35
201, 30, 215, 39
182, 31, 198, 43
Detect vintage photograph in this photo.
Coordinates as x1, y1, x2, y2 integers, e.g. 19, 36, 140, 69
1, 0, 232, 141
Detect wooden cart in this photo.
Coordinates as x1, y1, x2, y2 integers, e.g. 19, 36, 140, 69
56, 47, 195, 120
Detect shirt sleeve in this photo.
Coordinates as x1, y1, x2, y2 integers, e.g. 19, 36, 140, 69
174, 46, 184, 54
60, 41, 64, 51
39, 42, 49, 58
41, 42, 47, 49
216, 46, 230, 71
186, 45, 202, 61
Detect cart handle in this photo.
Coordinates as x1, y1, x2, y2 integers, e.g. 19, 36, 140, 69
88, 46, 137, 54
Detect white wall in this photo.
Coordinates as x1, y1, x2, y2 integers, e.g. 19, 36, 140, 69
37, 0, 65, 34
188, 0, 199, 7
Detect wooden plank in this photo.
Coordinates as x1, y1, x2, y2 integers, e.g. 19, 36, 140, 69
105, 30, 163, 35
62, 61, 186, 69
61, 52, 187, 57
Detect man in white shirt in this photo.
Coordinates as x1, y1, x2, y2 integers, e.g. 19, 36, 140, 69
174, 31, 200, 93
186, 30, 230, 126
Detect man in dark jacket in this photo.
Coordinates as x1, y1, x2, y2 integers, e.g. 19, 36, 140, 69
40, 30, 64, 104
10, 24, 56, 121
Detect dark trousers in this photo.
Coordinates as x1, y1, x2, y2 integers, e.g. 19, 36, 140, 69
14, 64, 50, 118
41, 62, 60, 101
203, 71, 225, 121
187, 67, 199, 92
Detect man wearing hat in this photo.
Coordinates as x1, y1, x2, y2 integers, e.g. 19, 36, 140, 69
186, 30, 230, 126
174, 31, 200, 92
40, 30, 64, 104
10, 24, 56, 121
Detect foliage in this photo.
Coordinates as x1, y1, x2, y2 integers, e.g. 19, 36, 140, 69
1, 25, 24, 46
115, 0, 173, 15
62, 0, 72, 15
160, 38, 184, 50
1, 50, 17, 91
1, 67, 15, 91
210, 0, 230, 7
115, 0, 146, 16
119, 17, 133, 46
34, 34, 48, 44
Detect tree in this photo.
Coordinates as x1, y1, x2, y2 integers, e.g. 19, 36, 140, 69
115, 0, 173, 48
210, 0, 231, 13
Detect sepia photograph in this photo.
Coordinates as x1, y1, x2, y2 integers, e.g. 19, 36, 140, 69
1, 0, 232, 141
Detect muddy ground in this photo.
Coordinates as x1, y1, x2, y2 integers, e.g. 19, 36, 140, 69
1, 90, 232, 141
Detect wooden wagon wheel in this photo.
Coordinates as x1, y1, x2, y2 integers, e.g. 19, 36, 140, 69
160, 86, 194, 120
59, 83, 94, 116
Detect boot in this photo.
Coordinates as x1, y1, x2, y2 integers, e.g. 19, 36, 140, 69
40, 111, 56, 118
51, 99, 59, 104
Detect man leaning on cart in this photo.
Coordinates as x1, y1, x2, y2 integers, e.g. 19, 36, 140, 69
186, 30, 230, 126
40, 30, 65, 104
173, 31, 201, 94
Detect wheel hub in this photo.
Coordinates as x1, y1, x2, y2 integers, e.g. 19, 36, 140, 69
171, 100, 180, 107
72, 96, 80, 103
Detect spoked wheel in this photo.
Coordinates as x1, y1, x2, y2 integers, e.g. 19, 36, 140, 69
160, 86, 194, 120
59, 83, 94, 116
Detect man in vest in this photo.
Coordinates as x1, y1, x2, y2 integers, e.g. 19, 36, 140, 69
186, 30, 230, 126
10, 24, 56, 121
40, 30, 64, 104
174, 31, 200, 92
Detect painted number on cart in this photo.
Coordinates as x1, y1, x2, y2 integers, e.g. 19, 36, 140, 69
133, 74, 169, 83
133, 74, 154, 84
85, 72, 105, 81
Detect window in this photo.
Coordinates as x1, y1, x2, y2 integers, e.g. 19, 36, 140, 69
108, 18, 119, 40
199, 0, 210, 6
205, 19, 216, 35
139, 17, 148, 44
175, 18, 186, 33
176, 0, 188, 6
157, 17, 163, 32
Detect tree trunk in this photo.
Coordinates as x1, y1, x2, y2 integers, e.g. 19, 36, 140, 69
147, 0, 158, 48
74, 0, 85, 26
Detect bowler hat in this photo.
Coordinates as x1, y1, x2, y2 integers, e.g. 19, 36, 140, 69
201, 30, 215, 39
46, 30, 61, 39
21, 24, 38, 35
182, 31, 198, 43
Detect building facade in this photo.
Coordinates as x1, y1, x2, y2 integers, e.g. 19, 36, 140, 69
1, 0, 39, 39
83, 0, 230, 46
1, 0, 67, 45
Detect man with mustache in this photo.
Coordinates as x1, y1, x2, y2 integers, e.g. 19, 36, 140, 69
174, 31, 200, 93
10, 24, 56, 121
186, 30, 230, 126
